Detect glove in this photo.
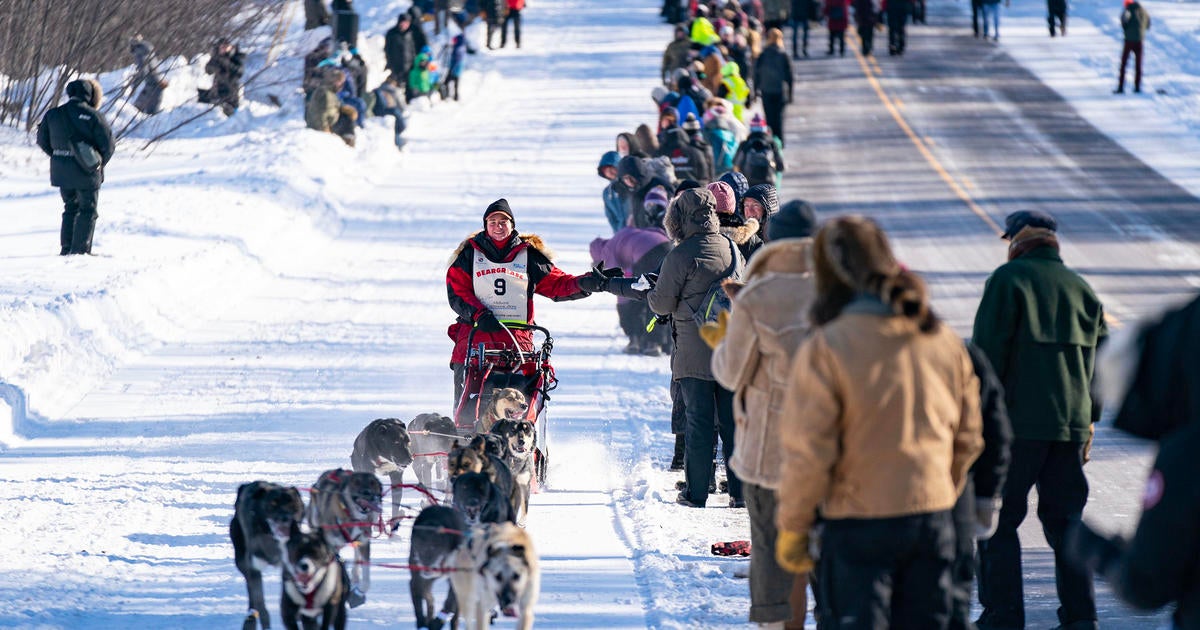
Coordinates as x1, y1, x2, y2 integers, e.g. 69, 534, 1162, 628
576, 272, 608, 293
474, 310, 504, 332
775, 529, 814, 574
699, 310, 730, 349
974, 496, 1000, 540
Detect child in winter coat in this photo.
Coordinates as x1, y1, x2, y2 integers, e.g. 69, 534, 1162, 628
408, 46, 435, 100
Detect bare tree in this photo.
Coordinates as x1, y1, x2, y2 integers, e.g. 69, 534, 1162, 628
0, 0, 288, 131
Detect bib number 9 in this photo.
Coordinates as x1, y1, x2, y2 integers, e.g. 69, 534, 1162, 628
494, 278, 507, 296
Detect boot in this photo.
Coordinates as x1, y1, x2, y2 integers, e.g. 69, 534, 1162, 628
69, 212, 97, 255
670, 434, 684, 471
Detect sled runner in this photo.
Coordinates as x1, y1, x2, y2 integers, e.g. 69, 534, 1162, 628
454, 322, 557, 486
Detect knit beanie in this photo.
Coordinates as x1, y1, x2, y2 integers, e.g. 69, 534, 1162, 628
744, 184, 779, 218
767, 199, 817, 241
706, 181, 736, 215
718, 171, 749, 204
682, 113, 701, 131
644, 186, 670, 209
484, 198, 515, 225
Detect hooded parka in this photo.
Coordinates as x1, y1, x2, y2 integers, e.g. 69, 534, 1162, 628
36, 79, 114, 190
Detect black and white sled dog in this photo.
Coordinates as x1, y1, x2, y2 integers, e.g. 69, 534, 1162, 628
408, 412, 457, 493
230, 480, 305, 630
307, 468, 383, 608
491, 419, 537, 526
450, 522, 541, 630
452, 471, 515, 526
350, 417, 414, 519
409, 505, 466, 630
449, 439, 515, 506
281, 522, 350, 630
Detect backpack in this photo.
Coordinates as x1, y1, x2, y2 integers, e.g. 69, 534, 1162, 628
828, 3, 846, 20
706, 127, 737, 173
744, 143, 777, 187
687, 236, 744, 328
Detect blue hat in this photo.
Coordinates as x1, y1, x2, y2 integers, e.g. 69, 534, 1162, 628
1001, 210, 1057, 239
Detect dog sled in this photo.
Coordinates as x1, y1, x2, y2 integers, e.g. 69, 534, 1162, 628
454, 322, 557, 485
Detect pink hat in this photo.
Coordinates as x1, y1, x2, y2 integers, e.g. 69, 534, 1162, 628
706, 181, 736, 215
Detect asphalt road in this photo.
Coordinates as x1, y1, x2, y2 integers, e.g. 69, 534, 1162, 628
778, 5, 1196, 628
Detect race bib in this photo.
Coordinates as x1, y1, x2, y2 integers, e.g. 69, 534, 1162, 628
473, 248, 529, 324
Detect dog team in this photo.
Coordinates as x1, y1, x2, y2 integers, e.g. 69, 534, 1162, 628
229, 387, 540, 630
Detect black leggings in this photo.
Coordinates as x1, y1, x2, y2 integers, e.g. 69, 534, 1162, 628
502, 9, 521, 47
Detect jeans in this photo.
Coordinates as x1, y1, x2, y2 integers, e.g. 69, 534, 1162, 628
981, 2, 1001, 38
977, 439, 1095, 627
818, 511, 956, 629
677, 377, 740, 505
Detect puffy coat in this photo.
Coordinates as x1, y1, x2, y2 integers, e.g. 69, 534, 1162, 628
853, 0, 878, 28
776, 298, 984, 536
384, 23, 416, 76
754, 45, 793, 98
35, 79, 114, 190
589, 227, 673, 280
713, 238, 815, 489
647, 188, 742, 380
617, 155, 675, 226
718, 212, 763, 261
1122, 2, 1150, 42
657, 128, 710, 185
662, 37, 693, 82
446, 231, 586, 364
824, 0, 851, 30
305, 70, 343, 132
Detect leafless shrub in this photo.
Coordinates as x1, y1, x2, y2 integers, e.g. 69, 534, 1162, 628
0, 0, 289, 131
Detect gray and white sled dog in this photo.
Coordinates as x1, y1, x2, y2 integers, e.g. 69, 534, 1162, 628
450, 522, 540, 630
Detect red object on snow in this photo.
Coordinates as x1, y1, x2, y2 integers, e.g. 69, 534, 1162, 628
711, 540, 751, 556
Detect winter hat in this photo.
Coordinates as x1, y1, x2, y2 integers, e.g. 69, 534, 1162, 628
484, 198, 515, 225
767, 199, 817, 241
1000, 210, 1057, 240
718, 171, 749, 205
675, 179, 703, 193
66, 78, 102, 108
749, 114, 768, 133
651, 85, 669, 106
644, 186, 670, 209
706, 181, 736, 215
743, 183, 779, 218
682, 113, 701, 131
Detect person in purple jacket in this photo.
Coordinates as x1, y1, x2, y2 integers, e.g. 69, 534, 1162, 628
589, 221, 674, 356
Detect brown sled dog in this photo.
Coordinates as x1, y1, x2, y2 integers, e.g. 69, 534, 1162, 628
307, 468, 383, 608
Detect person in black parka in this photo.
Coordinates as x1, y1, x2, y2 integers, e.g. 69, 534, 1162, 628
36, 78, 115, 256
384, 13, 417, 92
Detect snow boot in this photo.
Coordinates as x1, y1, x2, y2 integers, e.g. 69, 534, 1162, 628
670, 434, 685, 471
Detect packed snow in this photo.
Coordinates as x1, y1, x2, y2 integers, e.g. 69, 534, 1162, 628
0, 0, 1196, 627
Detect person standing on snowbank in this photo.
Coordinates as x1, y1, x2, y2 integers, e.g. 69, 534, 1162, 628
774, 215, 982, 627
36, 78, 114, 256
1115, 0, 1150, 94
972, 210, 1107, 630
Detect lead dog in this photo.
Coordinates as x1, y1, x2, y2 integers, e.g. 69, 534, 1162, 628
408, 412, 457, 492
476, 387, 528, 434
350, 418, 414, 519
491, 419, 537, 526
231, 480, 305, 630
409, 505, 466, 630
307, 469, 383, 608
450, 522, 540, 630
281, 522, 349, 630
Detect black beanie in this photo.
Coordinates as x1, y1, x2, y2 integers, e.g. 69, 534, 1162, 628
767, 199, 817, 242
484, 198, 515, 225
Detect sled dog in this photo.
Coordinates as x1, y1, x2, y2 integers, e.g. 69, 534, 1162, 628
476, 387, 528, 434
307, 468, 383, 607
452, 471, 515, 525
492, 418, 537, 526
230, 480, 305, 630
451, 522, 540, 630
408, 412, 457, 492
409, 505, 466, 630
281, 523, 349, 630
350, 417, 413, 518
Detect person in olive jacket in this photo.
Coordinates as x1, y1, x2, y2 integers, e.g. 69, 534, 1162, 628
972, 210, 1107, 630
647, 188, 744, 509
1067, 294, 1200, 630
36, 78, 114, 256
1116, 0, 1150, 93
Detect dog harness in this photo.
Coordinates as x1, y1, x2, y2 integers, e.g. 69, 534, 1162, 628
472, 248, 529, 325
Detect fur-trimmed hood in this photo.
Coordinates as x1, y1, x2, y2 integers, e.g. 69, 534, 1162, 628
719, 216, 760, 245
744, 237, 812, 281
449, 231, 554, 264
66, 78, 103, 108
664, 188, 718, 242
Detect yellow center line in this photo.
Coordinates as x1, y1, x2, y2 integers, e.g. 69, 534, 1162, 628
846, 30, 1004, 236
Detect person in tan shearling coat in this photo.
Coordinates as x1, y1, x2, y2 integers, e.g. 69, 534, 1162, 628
775, 216, 983, 628
710, 200, 818, 629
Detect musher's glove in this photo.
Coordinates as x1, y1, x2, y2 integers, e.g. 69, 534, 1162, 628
776, 530, 815, 574
699, 310, 730, 349
474, 310, 504, 332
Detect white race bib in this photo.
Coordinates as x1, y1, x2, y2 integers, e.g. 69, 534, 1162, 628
472, 248, 529, 324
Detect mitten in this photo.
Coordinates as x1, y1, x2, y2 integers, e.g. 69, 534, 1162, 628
775, 530, 814, 574
974, 496, 1000, 540
474, 310, 504, 332
699, 310, 730, 349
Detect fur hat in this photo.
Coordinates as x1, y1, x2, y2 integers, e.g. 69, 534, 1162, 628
65, 78, 103, 108
706, 181, 736, 215
767, 199, 817, 241
682, 113, 701, 131
484, 198, 515, 225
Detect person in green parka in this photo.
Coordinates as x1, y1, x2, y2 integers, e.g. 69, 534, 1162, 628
972, 210, 1107, 630
408, 45, 434, 101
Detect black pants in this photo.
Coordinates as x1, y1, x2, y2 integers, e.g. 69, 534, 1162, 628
59, 187, 99, 255
502, 9, 521, 47
977, 439, 1095, 627
948, 479, 977, 630
486, 20, 502, 48
792, 16, 810, 56
817, 511, 956, 629
827, 29, 846, 55
678, 377, 739, 505
1047, 7, 1067, 35
761, 93, 786, 148
972, 0, 984, 35
887, 11, 907, 54
1118, 41, 1143, 92
858, 24, 875, 55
